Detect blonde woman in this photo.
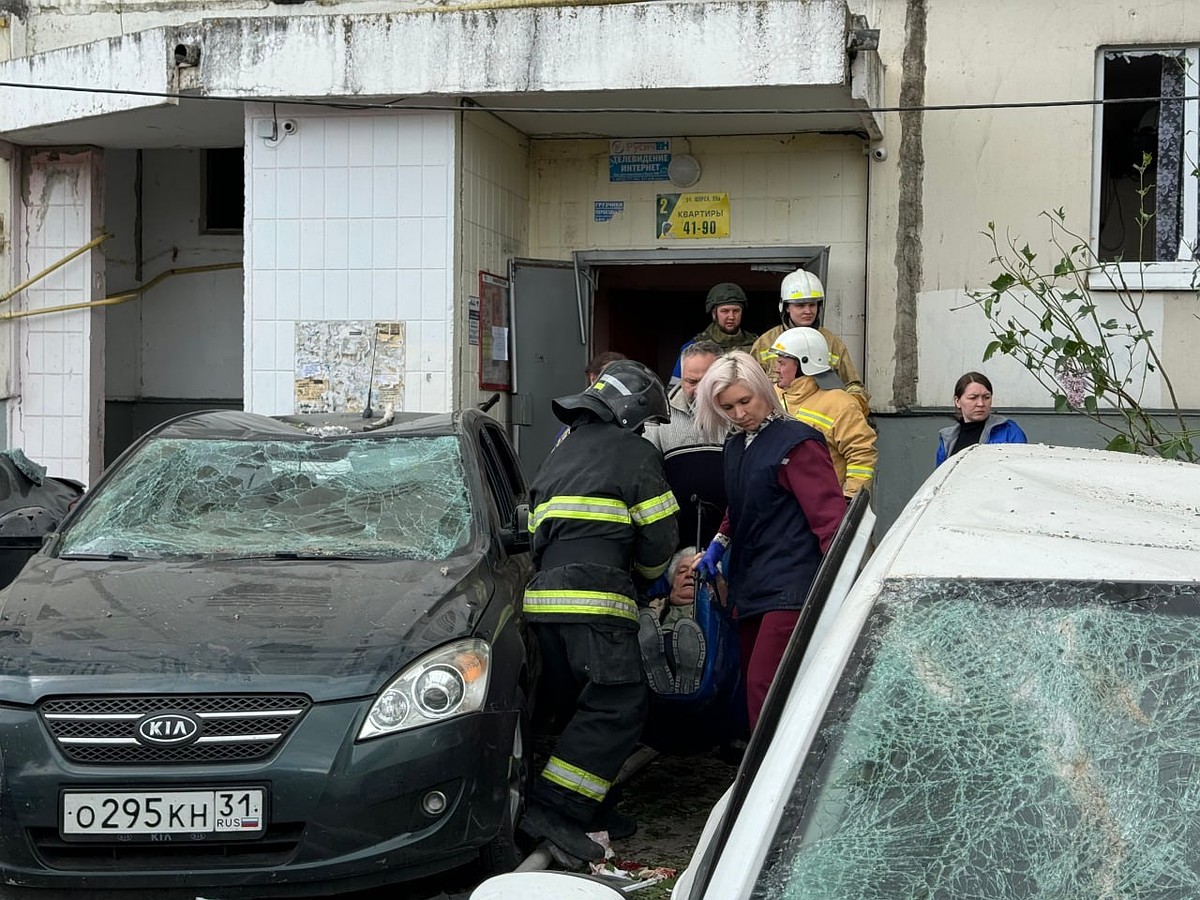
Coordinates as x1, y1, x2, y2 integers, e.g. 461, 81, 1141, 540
691, 351, 845, 729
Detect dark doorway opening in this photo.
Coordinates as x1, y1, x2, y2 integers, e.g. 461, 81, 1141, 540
591, 264, 790, 385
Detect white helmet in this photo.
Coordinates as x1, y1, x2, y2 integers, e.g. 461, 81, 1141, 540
778, 269, 825, 320
768, 327, 831, 376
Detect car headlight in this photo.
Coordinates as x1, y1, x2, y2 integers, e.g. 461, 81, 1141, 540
358, 638, 491, 740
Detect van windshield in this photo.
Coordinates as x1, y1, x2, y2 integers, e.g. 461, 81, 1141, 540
754, 578, 1200, 899
58, 435, 473, 561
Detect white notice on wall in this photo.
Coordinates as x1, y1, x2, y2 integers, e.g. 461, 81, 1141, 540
468, 295, 481, 346
491, 326, 509, 361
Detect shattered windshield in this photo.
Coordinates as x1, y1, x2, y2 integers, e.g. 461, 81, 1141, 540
58, 435, 473, 561
754, 579, 1200, 899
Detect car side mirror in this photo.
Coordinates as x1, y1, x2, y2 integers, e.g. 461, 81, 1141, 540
501, 504, 530, 555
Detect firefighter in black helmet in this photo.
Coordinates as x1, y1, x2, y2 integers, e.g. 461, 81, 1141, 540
519, 360, 679, 861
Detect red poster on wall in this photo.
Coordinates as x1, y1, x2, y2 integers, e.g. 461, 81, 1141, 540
478, 271, 512, 391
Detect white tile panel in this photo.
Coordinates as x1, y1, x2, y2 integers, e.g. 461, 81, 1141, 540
324, 119, 350, 167
275, 219, 301, 270
323, 271, 349, 320
300, 168, 324, 219
299, 220, 325, 270
348, 220, 373, 269
347, 270, 373, 320
324, 219, 349, 271
299, 272, 324, 320
324, 168, 349, 218
372, 219, 398, 268
373, 168, 399, 218
398, 166, 423, 216
246, 106, 456, 415
372, 270, 398, 319
10, 150, 103, 483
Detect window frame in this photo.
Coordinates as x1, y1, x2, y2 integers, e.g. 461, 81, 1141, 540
1089, 45, 1199, 291
477, 425, 523, 529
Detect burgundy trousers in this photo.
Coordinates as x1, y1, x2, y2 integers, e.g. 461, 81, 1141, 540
737, 609, 801, 731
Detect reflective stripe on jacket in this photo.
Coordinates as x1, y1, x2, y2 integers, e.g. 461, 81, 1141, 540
524, 420, 679, 627
776, 376, 878, 498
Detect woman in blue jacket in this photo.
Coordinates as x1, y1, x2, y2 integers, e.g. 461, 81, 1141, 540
936, 372, 1027, 466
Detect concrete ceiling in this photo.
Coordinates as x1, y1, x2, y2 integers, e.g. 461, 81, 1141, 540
4, 84, 874, 149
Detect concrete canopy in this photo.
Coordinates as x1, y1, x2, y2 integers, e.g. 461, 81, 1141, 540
0, 0, 883, 147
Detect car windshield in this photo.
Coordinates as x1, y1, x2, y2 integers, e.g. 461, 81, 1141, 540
754, 578, 1200, 899
58, 435, 473, 561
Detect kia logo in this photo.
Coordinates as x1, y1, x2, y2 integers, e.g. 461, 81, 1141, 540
136, 713, 200, 746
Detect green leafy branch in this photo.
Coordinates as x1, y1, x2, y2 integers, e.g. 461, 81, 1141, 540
968, 157, 1199, 461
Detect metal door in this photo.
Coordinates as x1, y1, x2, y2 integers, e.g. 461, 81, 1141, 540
509, 258, 590, 479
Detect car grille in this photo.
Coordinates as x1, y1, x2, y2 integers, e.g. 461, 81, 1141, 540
39, 695, 312, 765
29, 823, 305, 869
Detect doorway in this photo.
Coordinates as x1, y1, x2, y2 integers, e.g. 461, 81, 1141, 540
510, 247, 829, 477
582, 247, 829, 386
592, 264, 786, 385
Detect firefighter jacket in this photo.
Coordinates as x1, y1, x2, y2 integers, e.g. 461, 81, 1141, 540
776, 375, 877, 499
751, 325, 869, 415
524, 420, 680, 630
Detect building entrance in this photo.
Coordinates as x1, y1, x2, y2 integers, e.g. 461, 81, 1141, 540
509, 247, 830, 477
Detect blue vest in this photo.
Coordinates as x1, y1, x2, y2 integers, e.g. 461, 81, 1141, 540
724, 418, 825, 619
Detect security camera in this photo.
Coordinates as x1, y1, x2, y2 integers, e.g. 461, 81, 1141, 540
280, 119, 298, 135
870, 145, 888, 162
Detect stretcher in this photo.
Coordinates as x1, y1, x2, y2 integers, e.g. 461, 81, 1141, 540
640, 445, 747, 753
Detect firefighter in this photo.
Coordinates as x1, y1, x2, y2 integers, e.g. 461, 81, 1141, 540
750, 268, 869, 414
768, 327, 877, 500
520, 359, 680, 861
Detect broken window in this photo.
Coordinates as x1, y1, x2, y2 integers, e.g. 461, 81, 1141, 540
57, 435, 473, 560
1097, 48, 1199, 263
202, 147, 244, 234
754, 578, 1200, 898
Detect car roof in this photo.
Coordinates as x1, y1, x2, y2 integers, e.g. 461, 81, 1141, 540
880, 443, 1200, 582
145, 409, 461, 441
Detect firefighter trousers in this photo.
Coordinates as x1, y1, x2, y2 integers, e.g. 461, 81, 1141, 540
531, 621, 648, 825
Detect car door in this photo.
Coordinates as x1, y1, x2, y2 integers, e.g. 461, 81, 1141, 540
675, 491, 876, 899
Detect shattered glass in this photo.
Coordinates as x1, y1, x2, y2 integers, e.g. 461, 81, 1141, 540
58, 436, 472, 560
754, 579, 1200, 900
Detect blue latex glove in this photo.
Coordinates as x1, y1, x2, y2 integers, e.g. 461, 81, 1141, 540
697, 538, 725, 582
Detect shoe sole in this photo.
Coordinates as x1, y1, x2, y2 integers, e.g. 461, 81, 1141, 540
637, 610, 675, 695
672, 617, 706, 695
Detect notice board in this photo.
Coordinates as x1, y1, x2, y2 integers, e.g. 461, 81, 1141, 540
478, 271, 512, 390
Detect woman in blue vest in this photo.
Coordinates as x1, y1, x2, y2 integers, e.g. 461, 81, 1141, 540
935, 371, 1027, 467
689, 351, 846, 729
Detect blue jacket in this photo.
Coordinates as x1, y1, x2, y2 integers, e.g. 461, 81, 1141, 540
936, 415, 1027, 467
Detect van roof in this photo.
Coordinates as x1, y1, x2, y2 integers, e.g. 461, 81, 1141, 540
879, 443, 1200, 583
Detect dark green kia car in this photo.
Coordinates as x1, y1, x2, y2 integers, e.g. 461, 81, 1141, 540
0, 409, 535, 894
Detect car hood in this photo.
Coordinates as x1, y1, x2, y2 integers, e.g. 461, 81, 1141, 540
0, 552, 495, 703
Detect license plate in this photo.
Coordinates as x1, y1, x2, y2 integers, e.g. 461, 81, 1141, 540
61, 788, 266, 840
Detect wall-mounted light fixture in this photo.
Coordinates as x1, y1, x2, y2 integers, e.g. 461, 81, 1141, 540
668, 154, 702, 188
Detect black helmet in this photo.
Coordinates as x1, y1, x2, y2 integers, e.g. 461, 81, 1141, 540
551, 360, 670, 431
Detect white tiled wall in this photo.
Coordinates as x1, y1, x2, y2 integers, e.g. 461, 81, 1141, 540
456, 114, 530, 412
529, 134, 868, 369
10, 150, 104, 484
244, 105, 455, 414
